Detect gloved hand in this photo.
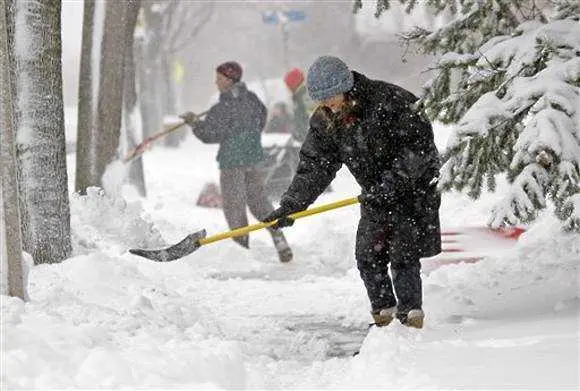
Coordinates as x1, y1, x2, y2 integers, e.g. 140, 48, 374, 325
179, 111, 201, 126
262, 201, 302, 229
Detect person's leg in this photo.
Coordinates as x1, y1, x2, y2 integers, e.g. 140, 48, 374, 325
355, 214, 396, 325
244, 166, 275, 219
389, 217, 423, 327
245, 166, 293, 262
220, 168, 249, 248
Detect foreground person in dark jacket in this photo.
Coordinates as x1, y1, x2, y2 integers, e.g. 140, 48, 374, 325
181, 61, 292, 262
264, 56, 441, 327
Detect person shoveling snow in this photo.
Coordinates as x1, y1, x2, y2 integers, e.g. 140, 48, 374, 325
263, 56, 442, 329
178, 61, 293, 263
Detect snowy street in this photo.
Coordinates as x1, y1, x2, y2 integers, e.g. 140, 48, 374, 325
2, 1, 579, 389
3, 132, 578, 389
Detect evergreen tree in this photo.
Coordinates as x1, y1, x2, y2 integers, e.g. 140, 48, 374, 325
361, 0, 580, 231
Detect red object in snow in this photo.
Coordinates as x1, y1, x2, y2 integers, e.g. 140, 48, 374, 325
196, 182, 223, 209
422, 226, 526, 274
494, 226, 526, 240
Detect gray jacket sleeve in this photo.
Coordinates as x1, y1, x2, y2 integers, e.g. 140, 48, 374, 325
192, 105, 230, 144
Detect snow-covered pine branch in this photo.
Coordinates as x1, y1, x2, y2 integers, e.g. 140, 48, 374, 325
378, 0, 580, 231
447, 15, 579, 230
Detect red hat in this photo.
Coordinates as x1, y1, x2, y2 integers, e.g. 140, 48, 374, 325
216, 61, 243, 82
284, 68, 305, 92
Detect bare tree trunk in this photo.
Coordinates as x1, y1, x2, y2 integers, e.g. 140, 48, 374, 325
138, 3, 163, 139
162, 55, 186, 147
8, 0, 72, 265
124, 0, 146, 196
0, 0, 25, 299
95, 1, 127, 185
75, 1, 129, 193
75, 0, 96, 194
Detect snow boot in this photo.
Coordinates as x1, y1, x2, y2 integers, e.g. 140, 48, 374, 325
371, 306, 397, 327
399, 309, 424, 329
268, 228, 293, 263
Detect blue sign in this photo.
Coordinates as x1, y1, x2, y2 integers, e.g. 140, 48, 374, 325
284, 10, 306, 22
261, 10, 306, 25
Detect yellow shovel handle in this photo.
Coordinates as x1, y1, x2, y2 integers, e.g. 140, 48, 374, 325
199, 196, 360, 246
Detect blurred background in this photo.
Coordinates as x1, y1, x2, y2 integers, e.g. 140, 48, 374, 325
61, 0, 449, 113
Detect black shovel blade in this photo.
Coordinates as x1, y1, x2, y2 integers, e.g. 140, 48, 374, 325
128, 230, 207, 262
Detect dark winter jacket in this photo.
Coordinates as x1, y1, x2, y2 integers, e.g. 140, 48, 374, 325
193, 83, 267, 169
280, 72, 441, 257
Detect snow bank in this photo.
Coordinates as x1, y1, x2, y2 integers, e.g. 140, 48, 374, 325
2, 250, 247, 389
70, 187, 165, 255
425, 212, 580, 322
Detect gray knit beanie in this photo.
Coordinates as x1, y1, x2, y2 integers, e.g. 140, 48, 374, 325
307, 56, 354, 101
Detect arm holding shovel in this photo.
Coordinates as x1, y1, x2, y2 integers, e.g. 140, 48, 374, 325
262, 106, 343, 228
181, 106, 229, 144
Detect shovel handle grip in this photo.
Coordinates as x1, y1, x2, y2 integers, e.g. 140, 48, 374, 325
198, 197, 360, 246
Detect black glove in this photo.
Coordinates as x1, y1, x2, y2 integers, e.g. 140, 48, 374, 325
179, 111, 201, 127
262, 201, 301, 229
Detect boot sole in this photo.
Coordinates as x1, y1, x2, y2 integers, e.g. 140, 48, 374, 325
278, 248, 293, 263
372, 314, 394, 327
405, 315, 424, 329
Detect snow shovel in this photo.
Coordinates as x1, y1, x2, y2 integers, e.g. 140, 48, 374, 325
124, 110, 208, 163
128, 196, 360, 262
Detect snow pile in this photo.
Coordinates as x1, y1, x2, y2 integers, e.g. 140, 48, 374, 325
425, 212, 580, 322
70, 187, 164, 255
2, 120, 578, 389
101, 160, 130, 197
2, 251, 246, 389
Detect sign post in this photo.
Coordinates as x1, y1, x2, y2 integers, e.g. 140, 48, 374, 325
261, 10, 306, 70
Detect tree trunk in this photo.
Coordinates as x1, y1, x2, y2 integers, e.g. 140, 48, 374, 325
95, 1, 127, 186
124, 0, 146, 196
8, 0, 72, 265
75, 0, 129, 193
162, 55, 186, 147
0, 0, 25, 298
75, 0, 96, 194
138, 4, 163, 139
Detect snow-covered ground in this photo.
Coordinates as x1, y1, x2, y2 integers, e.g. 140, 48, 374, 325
2, 124, 579, 389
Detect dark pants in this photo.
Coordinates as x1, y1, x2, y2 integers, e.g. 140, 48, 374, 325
220, 166, 278, 248
355, 210, 423, 314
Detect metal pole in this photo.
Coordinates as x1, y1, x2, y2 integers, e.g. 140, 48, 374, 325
280, 19, 289, 71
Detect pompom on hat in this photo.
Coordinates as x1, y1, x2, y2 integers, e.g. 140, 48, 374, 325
284, 68, 305, 92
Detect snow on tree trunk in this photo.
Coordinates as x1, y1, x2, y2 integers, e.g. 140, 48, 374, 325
1, 0, 25, 298
137, 4, 164, 139
75, 0, 129, 193
8, 0, 72, 264
123, 0, 146, 197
